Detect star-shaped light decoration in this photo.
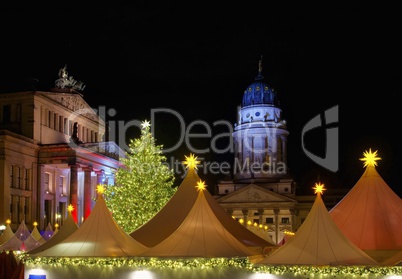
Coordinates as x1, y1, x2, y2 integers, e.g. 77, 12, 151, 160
33, 221, 38, 227
141, 119, 151, 129
67, 204, 74, 213
359, 148, 381, 168
6, 219, 11, 225
312, 182, 326, 195
183, 153, 200, 170
96, 184, 105, 194
196, 180, 207, 191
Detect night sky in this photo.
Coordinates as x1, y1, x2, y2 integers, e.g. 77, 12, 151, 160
1, 7, 400, 196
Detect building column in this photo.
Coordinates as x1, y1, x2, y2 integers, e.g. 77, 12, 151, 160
290, 208, 298, 232
83, 167, 93, 220
258, 208, 264, 224
242, 209, 249, 227
69, 164, 79, 223
274, 208, 280, 244
38, 165, 46, 229
96, 169, 105, 185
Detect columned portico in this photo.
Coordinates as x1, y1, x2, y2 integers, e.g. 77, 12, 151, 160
83, 167, 93, 220
274, 208, 280, 244
69, 164, 79, 223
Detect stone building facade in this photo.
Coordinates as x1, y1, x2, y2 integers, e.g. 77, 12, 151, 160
0, 67, 123, 231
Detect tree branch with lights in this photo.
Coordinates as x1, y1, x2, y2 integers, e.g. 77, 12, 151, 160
104, 120, 176, 233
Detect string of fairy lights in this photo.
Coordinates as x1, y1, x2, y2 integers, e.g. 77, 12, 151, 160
6, 149, 402, 277
19, 255, 402, 276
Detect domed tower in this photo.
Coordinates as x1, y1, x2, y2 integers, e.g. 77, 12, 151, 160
217, 57, 295, 196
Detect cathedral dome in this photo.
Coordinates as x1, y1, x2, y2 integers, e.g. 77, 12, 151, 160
241, 59, 278, 107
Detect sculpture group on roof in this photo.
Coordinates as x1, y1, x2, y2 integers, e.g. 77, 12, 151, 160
55, 65, 86, 91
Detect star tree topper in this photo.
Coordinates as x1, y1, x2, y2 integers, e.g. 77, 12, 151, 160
141, 119, 151, 129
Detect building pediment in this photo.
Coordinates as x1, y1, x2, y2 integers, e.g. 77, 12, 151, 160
37, 91, 102, 123
216, 184, 296, 204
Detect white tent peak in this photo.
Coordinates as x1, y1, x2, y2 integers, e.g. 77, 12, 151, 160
131, 166, 275, 251
256, 189, 378, 266
0, 223, 14, 245
27, 193, 148, 257
139, 182, 261, 258
30, 225, 46, 244
0, 220, 41, 252
28, 210, 79, 255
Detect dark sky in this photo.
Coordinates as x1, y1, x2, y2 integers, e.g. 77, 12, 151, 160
1, 7, 400, 196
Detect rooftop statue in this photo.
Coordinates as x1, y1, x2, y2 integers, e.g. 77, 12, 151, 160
55, 65, 86, 91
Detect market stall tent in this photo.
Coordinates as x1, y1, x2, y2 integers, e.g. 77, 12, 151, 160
131, 154, 275, 252
0, 220, 41, 252
28, 185, 148, 257
256, 183, 378, 266
0, 221, 13, 245
30, 222, 46, 244
28, 205, 79, 255
329, 149, 402, 260
139, 180, 262, 258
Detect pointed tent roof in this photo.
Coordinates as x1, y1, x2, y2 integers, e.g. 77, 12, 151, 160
30, 223, 46, 245
0, 222, 14, 245
0, 220, 41, 252
28, 207, 79, 255
130, 154, 275, 250
139, 180, 261, 258
41, 223, 54, 241
256, 183, 378, 266
329, 149, 402, 251
29, 186, 148, 257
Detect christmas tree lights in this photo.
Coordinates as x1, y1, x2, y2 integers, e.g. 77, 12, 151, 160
104, 119, 176, 233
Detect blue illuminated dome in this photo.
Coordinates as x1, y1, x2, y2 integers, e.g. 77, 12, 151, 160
241, 58, 278, 107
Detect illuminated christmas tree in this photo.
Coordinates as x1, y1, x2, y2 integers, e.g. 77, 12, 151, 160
104, 120, 176, 233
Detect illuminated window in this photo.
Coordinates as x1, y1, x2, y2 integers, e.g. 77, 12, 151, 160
64, 118, 68, 134
59, 176, 66, 196
45, 172, 53, 193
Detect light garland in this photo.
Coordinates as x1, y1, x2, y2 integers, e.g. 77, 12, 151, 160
21, 255, 252, 270
253, 265, 402, 276
17, 253, 402, 276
